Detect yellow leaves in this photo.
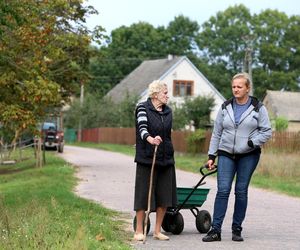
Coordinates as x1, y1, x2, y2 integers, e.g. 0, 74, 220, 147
34, 95, 41, 102
43, 56, 52, 63
0, 104, 35, 133
95, 233, 105, 241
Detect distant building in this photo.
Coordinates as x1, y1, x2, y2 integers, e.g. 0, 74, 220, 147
106, 55, 225, 121
263, 90, 300, 132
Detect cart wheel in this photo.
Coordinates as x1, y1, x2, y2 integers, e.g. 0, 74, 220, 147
196, 210, 211, 233
169, 212, 184, 235
133, 215, 150, 235
162, 213, 172, 232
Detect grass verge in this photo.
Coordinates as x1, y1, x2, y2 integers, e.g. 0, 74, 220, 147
0, 151, 131, 250
253, 151, 300, 197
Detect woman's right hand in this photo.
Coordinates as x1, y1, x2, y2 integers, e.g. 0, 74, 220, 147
206, 159, 215, 170
147, 136, 162, 145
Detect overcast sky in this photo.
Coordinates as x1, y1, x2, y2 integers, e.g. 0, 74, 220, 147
84, 0, 300, 34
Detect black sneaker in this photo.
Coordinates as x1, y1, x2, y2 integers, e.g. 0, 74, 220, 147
232, 231, 244, 241
202, 229, 221, 242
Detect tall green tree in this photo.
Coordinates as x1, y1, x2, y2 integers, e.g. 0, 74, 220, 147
0, 0, 103, 144
87, 22, 159, 97
197, 5, 300, 99
87, 15, 202, 97
197, 4, 253, 71
163, 15, 200, 56
252, 10, 300, 97
87, 4, 300, 107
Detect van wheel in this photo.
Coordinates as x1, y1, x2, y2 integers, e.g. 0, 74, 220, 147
58, 144, 64, 153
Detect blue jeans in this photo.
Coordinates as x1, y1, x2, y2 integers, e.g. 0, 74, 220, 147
212, 154, 260, 233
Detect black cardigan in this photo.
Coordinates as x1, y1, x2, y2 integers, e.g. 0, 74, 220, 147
134, 98, 175, 167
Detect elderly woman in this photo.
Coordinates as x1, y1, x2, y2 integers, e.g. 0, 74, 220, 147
133, 80, 177, 241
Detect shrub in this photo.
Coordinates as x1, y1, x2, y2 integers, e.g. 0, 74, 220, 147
187, 129, 206, 154
275, 116, 288, 131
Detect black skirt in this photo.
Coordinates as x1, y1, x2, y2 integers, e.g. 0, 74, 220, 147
134, 163, 177, 211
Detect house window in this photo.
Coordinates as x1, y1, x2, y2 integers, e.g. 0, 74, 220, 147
173, 80, 194, 97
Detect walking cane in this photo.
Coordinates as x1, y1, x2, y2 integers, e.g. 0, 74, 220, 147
143, 144, 158, 244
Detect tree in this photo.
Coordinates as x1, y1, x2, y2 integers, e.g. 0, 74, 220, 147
64, 92, 139, 129
163, 15, 200, 56
253, 10, 290, 72
285, 15, 300, 72
197, 4, 253, 71
184, 96, 215, 129
197, 5, 300, 99
0, 0, 103, 144
87, 15, 202, 97
170, 96, 215, 130
87, 4, 300, 111
170, 102, 189, 130
252, 10, 300, 97
116, 93, 139, 128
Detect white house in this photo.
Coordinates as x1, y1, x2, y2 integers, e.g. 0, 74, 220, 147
106, 55, 225, 121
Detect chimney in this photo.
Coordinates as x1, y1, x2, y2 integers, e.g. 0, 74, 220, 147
167, 54, 173, 61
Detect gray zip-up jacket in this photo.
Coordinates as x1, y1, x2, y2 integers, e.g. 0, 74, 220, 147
208, 97, 272, 160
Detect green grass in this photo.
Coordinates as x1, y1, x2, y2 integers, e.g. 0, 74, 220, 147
0, 152, 131, 250
252, 151, 300, 197
251, 174, 300, 197
68, 142, 300, 198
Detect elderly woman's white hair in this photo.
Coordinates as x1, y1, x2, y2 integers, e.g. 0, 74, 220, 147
148, 80, 167, 98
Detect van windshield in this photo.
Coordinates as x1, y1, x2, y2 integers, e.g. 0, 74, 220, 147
42, 122, 56, 130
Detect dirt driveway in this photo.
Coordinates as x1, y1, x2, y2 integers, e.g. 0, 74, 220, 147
60, 145, 300, 250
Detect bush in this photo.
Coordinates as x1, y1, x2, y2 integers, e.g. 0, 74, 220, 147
275, 116, 288, 131
187, 129, 206, 154
184, 96, 215, 129
64, 93, 139, 129
170, 102, 188, 130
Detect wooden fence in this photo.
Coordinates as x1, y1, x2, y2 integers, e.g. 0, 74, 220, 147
263, 131, 300, 152
81, 127, 300, 153
82, 127, 136, 145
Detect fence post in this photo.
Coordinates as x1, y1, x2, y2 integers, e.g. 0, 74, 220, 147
35, 138, 43, 168
19, 138, 22, 162
0, 144, 2, 165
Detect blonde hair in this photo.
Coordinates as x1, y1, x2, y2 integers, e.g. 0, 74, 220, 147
148, 80, 167, 98
232, 72, 251, 88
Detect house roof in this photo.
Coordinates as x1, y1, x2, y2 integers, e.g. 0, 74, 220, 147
263, 90, 300, 121
105, 56, 186, 102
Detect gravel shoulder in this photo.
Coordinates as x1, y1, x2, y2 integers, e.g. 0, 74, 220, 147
60, 145, 300, 250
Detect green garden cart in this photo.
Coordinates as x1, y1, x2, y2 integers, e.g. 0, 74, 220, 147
161, 165, 217, 235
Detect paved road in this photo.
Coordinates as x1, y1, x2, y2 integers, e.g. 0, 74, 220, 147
60, 146, 300, 250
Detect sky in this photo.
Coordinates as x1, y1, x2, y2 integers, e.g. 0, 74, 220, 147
84, 0, 300, 35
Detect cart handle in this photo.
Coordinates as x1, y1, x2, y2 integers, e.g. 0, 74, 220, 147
199, 164, 217, 176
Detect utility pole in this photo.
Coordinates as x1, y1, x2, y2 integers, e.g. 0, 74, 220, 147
78, 81, 84, 142
243, 47, 253, 95
242, 35, 255, 96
